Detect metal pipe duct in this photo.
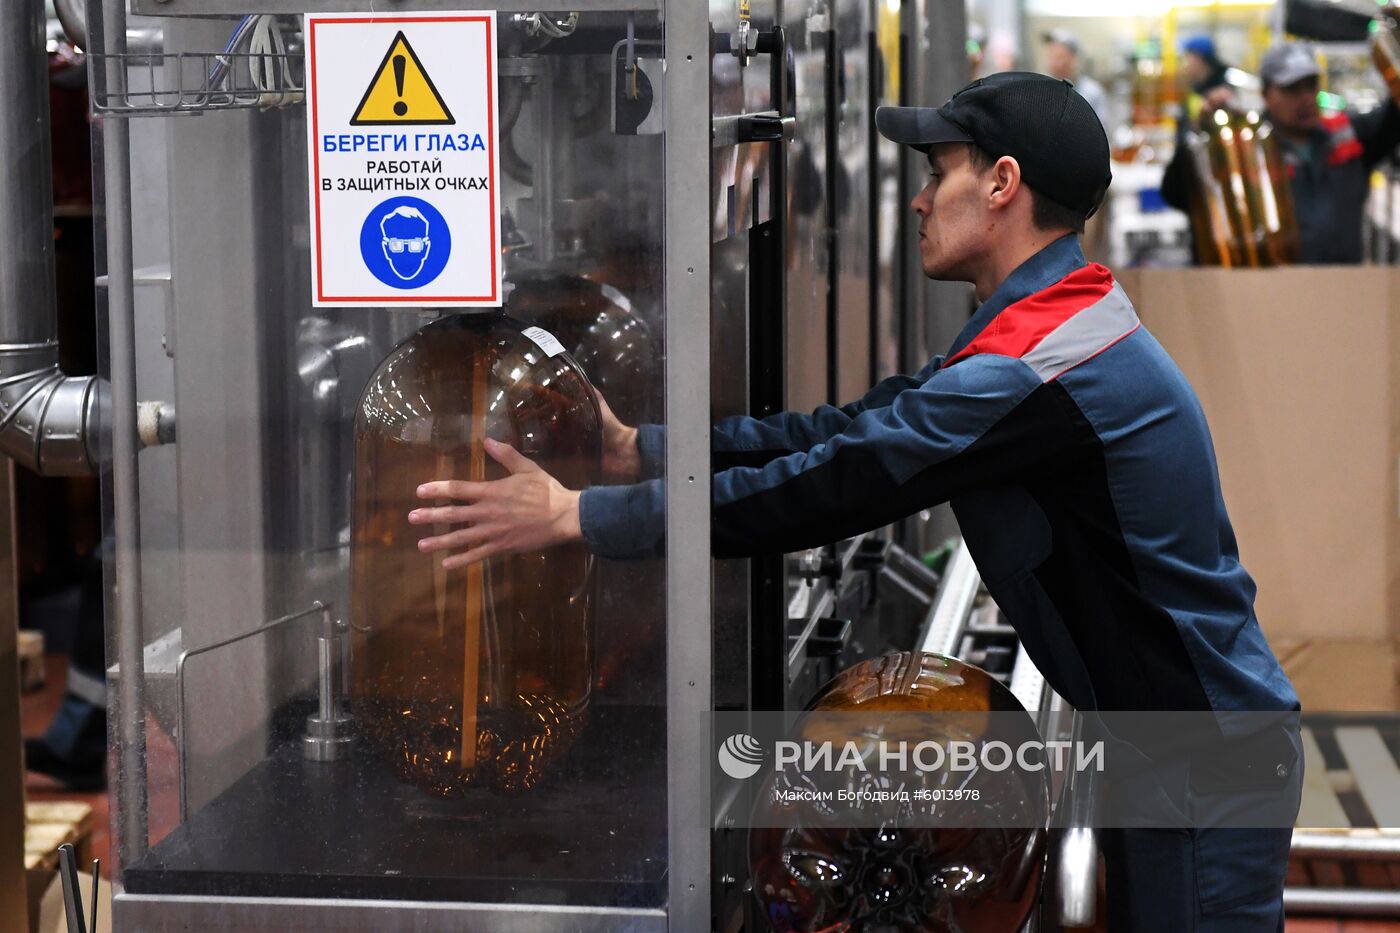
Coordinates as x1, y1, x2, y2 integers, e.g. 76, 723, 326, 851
53, 0, 164, 60
54, 0, 88, 51
1, 0, 106, 476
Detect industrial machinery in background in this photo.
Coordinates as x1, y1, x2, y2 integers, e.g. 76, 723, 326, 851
3, 0, 1107, 927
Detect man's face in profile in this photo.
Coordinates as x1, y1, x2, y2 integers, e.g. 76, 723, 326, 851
380, 207, 432, 281
910, 143, 988, 282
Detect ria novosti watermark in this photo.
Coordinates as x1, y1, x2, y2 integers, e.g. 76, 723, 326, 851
712, 710, 1308, 831
718, 732, 1105, 781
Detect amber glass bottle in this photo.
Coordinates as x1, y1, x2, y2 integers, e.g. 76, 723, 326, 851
1184, 127, 1242, 267
505, 270, 659, 426
1374, 10, 1400, 107
749, 652, 1048, 933
350, 312, 602, 796
1186, 108, 1299, 268
1212, 113, 1263, 268
505, 270, 668, 706
1243, 115, 1301, 267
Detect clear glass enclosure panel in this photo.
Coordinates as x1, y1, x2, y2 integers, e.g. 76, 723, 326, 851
95, 5, 668, 909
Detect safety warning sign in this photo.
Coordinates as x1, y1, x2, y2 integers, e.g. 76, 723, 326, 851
304, 12, 501, 307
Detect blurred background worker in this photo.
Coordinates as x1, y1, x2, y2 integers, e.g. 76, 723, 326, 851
1159, 35, 1239, 247
1256, 42, 1400, 264
1043, 28, 1110, 133
1042, 28, 1114, 258
1180, 35, 1235, 119
1162, 39, 1400, 265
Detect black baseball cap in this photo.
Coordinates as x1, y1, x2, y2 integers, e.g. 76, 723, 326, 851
876, 71, 1112, 219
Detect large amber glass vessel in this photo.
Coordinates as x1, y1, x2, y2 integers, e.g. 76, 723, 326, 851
506, 270, 659, 426
749, 652, 1048, 932
350, 313, 602, 796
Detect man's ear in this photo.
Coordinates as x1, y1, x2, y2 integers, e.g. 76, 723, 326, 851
988, 155, 1023, 212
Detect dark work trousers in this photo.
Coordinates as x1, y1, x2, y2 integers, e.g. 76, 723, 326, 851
1103, 827, 1291, 931
1100, 725, 1302, 932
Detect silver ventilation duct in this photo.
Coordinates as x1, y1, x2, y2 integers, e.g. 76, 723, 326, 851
1, 0, 107, 476
54, 0, 88, 51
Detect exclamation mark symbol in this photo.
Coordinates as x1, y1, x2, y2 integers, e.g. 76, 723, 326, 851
392, 54, 407, 117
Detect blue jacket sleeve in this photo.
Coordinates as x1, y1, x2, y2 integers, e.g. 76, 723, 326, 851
579, 478, 666, 559
633, 356, 947, 477
635, 423, 666, 479
581, 355, 1088, 560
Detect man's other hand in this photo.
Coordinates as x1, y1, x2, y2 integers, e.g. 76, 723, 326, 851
410, 438, 582, 570
1201, 85, 1235, 115
596, 390, 641, 483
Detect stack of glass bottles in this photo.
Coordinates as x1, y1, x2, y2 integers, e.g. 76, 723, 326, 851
350, 312, 602, 795
1185, 109, 1299, 267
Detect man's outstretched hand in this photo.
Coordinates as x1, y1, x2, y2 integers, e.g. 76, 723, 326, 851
409, 390, 641, 568
410, 438, 582, 570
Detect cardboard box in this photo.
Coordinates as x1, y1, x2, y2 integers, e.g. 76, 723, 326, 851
1118, 268, 1400, 710
1275, 639, 1400, 711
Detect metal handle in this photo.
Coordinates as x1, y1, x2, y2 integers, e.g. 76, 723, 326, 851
1057, 715, 1100, 927
57, 844, 99, 933
1056, 827, 1098, 927
302, 611, 356, 761
736, 112, 786, 143
175, 602, 330, 820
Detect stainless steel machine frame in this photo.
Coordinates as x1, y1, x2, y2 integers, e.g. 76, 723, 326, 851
89, 1, 707, 929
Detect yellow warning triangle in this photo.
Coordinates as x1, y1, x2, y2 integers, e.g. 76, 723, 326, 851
350, 31, 454, 126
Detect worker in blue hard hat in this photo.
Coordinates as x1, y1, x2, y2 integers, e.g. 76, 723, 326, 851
1160, 35, 1239, 242
1181, 35, 1233, 118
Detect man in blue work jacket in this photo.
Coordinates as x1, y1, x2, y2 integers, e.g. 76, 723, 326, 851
411, 72, 1302, 931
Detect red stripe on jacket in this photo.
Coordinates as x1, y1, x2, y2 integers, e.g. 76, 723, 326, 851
945, 263, 1116, 367
1321, 112, 1363, 165
1320, 112, 1350, 132
1328, 139, 1363, 165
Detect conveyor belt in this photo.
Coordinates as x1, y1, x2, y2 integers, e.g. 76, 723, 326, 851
1008, 647, 1047, 714
918, 541, 980, 658
1286, 716, 1400, 916
915, 540, 1400, 922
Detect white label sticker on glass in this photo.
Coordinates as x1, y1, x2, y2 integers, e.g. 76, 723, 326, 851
521, 325, 567, 358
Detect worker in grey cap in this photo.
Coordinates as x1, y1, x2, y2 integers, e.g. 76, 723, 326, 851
1259, 42, 1400, 263
1043, 28, 1111, 134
